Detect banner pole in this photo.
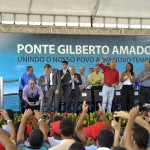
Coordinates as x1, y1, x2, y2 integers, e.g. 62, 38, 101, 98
0, 77, 4, 110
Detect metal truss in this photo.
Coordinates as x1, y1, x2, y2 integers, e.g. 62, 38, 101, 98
1, 24, 150, 35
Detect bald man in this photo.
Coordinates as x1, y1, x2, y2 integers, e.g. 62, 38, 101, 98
22, 79, 43, 111
79, 66, 89, 91
139, 61, 150, 105
62, 66, 82, 113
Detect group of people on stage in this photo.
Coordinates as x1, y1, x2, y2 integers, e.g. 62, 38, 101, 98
0, 56, 150, 150
18, 56, 150, 113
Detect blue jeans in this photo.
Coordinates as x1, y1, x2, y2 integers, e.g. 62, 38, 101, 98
102, 85, 115, 113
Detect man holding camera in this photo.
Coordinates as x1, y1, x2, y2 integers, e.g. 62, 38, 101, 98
22, 79, 43, 111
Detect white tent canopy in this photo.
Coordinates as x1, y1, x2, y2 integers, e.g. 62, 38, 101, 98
0, 0, 150, 28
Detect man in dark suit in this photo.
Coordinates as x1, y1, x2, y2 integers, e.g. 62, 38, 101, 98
63, 66, 82, 113
60, 60, 70, 79
39, 64, 61, 113
38, 65, 50, 113
60, 61, 70, 90
59, 61, 70, 111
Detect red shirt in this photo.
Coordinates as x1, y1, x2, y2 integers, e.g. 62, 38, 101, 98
0, 144, 5, 150
98, 63, 119, 85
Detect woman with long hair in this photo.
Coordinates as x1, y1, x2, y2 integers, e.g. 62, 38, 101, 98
121, 63, 135, 111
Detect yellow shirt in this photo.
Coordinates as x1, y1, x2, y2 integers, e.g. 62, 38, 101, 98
89, 72, 104, 86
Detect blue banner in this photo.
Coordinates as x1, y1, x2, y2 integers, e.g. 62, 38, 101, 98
0, 33, 150, 94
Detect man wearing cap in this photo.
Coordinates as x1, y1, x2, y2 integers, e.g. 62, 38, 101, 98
48, 121, 61, 147
98, 56, 119, 113
75, 101, 112, 148
41, 64, 61, 113
48, 118, 75, 150
22, 79, 43, 111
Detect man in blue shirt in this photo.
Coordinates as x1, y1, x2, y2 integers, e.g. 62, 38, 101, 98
139, 61, 150, 106
19, 66, 37, 113
134, 72, 141, 90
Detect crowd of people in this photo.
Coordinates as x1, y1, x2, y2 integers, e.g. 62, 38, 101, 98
0, 56, 150, 150
18, 56, 150, 113
0, 102, 150, 150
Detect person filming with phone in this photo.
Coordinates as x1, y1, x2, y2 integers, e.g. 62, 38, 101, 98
23, 79, 43, 111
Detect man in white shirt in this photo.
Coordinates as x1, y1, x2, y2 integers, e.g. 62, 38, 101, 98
79, 66, 89, 91
41, 64, 61, 113
48, 120, 61, 147
62, 66, 82, 113
49, 118, 75, 150
97, 129, 114, 150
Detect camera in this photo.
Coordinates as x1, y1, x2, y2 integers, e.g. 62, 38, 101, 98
139, 106, 150, 112
42, 114, 48, 121
31, 111, 35, 116
29, 102, 37, 106
114, 117, 120, 122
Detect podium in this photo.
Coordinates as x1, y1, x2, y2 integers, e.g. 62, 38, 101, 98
113, 90, 140, 111
113, 90, 122, 111
134, 90, 140, 105
94, 90, 103, 103
79, 90, 91, 102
